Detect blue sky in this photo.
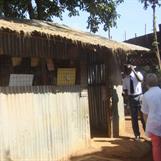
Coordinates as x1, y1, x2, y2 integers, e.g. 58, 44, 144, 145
54, 0, 161, 42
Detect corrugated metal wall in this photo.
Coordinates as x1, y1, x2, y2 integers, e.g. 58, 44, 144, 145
88, 86, 109, 137
0, 86, 90, 161
87, 52, 109, 137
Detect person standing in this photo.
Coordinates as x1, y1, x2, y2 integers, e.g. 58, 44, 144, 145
122, 64, 145, 140
141, 73, 161, 161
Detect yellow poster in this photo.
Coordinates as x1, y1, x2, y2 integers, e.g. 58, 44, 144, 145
57, 68, 76, 85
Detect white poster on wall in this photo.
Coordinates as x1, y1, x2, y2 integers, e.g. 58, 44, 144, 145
9, 74, 34, 86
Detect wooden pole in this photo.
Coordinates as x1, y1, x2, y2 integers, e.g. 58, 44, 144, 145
152, 2, 161, 69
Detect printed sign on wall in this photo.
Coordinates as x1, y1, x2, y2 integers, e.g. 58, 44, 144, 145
57, 68, 76, 85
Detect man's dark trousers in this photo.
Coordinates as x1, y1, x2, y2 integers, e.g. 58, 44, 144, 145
129, 95, 145, 137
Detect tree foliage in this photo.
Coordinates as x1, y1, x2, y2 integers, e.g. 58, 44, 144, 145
140, 0, 161, 9
0, 0, 123, 33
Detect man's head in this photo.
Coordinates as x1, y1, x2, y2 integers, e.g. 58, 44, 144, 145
145, 73, 158, 88
124, 64, 132, 75
123, 64, 136, 75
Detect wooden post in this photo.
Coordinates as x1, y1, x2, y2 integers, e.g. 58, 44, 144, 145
105, 51, 125, 137
104, 53, 112, 137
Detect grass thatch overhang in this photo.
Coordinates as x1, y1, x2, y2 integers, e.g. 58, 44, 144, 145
0, 18, 150, 54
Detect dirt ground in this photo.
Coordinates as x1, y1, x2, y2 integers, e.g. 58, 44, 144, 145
69, 117, 153, 161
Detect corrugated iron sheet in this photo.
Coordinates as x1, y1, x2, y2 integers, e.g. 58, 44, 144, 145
0, 86, 90, 161
88, 86, 109, 136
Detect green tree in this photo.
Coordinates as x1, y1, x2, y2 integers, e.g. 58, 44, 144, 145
140, 0, 161, 69
0, 0, 123, 33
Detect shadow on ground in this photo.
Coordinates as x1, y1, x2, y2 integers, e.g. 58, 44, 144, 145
69, 136, 153, 161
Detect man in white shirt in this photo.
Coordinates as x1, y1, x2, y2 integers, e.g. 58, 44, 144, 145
141, 73, 161, 161
122, 64, 145, 140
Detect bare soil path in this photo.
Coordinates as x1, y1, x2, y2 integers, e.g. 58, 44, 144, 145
69, 117, 153, 161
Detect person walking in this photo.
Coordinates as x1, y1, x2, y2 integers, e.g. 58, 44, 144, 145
122, 64, 145, 140
141, 73, 161, 161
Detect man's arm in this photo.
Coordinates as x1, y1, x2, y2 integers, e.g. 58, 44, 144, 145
143, 114, 148, 123
141, 95, 149, 123
131, 66, 143, 82
122, 77, 128, 96
122, 89, 128, 97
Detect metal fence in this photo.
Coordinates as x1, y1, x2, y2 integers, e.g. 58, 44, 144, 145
0, 86, 90, 161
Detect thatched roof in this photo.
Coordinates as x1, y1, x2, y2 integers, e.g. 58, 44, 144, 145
0, 18, 149, 52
